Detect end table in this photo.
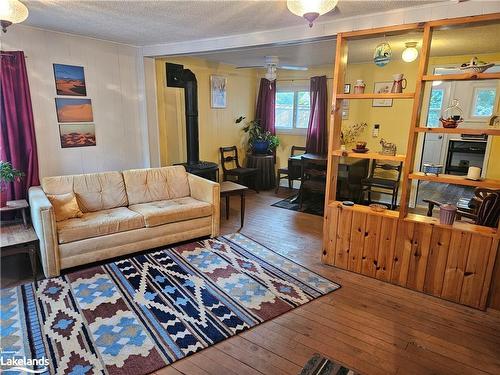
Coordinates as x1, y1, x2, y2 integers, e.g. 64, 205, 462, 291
1, 224, 38, 282
0, 199, 29, 228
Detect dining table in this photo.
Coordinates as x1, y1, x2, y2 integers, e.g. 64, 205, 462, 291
288, 153, 369, 203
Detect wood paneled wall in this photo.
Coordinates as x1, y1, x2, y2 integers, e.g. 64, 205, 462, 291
322, 203, 499, 310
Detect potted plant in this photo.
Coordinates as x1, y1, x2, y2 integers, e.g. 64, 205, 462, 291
0, 161, 24, 207
235, 116, 280, 154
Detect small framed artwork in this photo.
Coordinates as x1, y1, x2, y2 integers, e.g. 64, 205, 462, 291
55, 98, 93, 122
59, 124, 96, 148
53, 64, 87, 96
372, 81, 393, 107
210, 75, 227, 108
343, 84, 351, 94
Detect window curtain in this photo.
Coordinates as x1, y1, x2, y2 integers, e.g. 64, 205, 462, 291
0, 51, 39, 201
255, 78, 276, 134
306, 75, 328, 155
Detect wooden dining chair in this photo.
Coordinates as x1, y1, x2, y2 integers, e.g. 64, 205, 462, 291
424, 188, 500, 227
360, 161, 403, 210
275, 145, 306, 193
219, 146, 260, 192
298, 156, 327, 209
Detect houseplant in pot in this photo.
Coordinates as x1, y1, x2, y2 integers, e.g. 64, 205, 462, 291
0, 161, 24, 207
235, 116, 280, 154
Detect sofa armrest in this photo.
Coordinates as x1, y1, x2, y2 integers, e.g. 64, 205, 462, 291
187, 174, 220, 237
29, 186, 61, 277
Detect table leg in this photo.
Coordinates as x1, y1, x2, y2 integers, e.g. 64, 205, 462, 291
240, 191, 245, 229
29, 244, 37, 283
21, 208, 28, 228
226, 195, 230, 220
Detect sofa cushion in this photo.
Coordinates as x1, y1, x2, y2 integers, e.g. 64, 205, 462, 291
128, 197, 212, 227
42, 171, 128, 213
47, 192, 84, 222
122, 166, 190, 205
56, 207, 145, 244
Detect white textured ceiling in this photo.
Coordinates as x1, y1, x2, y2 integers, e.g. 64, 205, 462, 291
21, 0, 442, 46
187, 23, 500, 67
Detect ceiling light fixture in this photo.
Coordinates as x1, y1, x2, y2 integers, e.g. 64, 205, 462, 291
402, 42, 419, 63
286, 0, 338, 28
0, 0, 28, 33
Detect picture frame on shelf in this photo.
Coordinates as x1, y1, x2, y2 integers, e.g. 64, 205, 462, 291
372, 81, 393, 107
343, 84, 351, 94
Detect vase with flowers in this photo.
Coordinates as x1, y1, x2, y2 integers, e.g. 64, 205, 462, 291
0, 161, 24, 207
340, 122, 368, 148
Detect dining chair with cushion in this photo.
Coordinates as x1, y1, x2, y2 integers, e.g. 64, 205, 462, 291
360, 161, 403, 210
219, 146, 260, 192
276, 145, 306, 193
298, 156, 327, 209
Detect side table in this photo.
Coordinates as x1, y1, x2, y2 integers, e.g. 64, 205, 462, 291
0, 199, 29, 228
246, 154, 276, 190
220, 181, 248, 229
1, 224, 38, 282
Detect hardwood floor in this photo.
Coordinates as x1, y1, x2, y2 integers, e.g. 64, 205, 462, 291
155, 189, 500, 375
2, 189, 499, 374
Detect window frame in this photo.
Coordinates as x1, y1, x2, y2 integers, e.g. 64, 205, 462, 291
275, 88, 310, 135
470, 86, 497, 118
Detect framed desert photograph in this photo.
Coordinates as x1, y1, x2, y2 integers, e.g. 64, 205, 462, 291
53, 64, 87, 96
59, 124, 96, 148
210, 75, 227, 108
55, 98, 93, 123
372, 81, 393, 107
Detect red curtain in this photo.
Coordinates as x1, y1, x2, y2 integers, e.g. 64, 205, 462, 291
306, 75, 328, 155
1, 50, 39, 200
255, 78, 276, 134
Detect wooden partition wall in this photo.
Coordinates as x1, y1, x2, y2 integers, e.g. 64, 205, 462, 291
322, 14, 500, 310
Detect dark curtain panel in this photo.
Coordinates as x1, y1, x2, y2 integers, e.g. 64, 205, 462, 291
255, 78, 276, 134
1, 50, 39, 200
306, 75, 328, 155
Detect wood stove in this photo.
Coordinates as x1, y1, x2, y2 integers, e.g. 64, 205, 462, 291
166, 62, 219, 181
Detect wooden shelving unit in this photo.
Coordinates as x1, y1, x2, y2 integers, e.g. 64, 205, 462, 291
336, 93, 414, 99
422, 72, 500, 81
331, 150, 406, 161
409, 172, 500, 189
322, 13, 500, 311
414, 127, 500, 135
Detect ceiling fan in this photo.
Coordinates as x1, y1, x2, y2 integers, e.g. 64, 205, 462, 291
236, 56, 308, 81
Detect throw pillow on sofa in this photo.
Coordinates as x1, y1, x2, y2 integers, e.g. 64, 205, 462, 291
47, 192, 84, 222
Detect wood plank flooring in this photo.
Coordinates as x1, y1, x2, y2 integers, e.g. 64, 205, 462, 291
2, 189, 499, 374
155, 189, 500, 375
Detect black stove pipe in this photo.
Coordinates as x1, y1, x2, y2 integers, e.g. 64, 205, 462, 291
182, 69, 199, 165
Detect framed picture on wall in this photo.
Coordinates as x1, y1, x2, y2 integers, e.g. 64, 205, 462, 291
59, 124, 96, 148
210, 75, 227, 108
53, 64, 87, 96
55, 98, 93, 122
372, 81, 393, 107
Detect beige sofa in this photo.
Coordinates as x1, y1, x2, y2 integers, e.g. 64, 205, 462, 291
29, 166, 220, 278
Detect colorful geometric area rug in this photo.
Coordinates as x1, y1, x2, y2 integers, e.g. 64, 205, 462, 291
1, 233, 340, 375
300, 353, 358, 375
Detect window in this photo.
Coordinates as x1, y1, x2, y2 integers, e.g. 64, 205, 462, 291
471, 88, 496, 117
275, 90, 310, 131
426, 88, 444, 127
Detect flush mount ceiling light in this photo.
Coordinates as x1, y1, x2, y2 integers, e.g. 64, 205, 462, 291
0, 0, 28, 32
287, 0, 338, 28
402, 42, 419, 63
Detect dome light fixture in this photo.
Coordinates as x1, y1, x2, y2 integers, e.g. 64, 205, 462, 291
0, 0, 29, 32
402, 42, 419, 63
286, 0, 338, 28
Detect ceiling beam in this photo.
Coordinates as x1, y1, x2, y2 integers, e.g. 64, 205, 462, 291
142, 1, 499, 58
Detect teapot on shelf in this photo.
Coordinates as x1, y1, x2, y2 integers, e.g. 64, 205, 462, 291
391, 73, 407, 93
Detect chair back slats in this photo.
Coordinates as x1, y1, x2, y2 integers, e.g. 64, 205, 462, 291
220, 146, 241, 171
370, 160, 403, 181
476, 192, 500, 227
291, 145, 306, 157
